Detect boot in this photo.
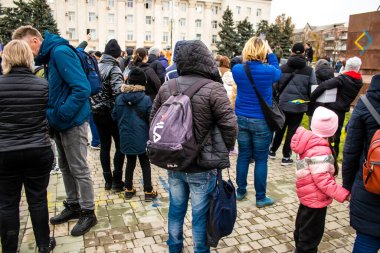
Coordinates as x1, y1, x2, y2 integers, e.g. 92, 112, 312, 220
71, 209, 98, 236
112, 170, 124, 192
50, 201, 80, 225
38, 237, 56, 253
103, 172, 113, 190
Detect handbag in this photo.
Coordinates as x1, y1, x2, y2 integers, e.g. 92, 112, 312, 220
244, 64, 285, 132
206, 168, 237, 247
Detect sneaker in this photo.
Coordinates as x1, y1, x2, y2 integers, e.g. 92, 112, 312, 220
112, 182, 124, 192
50, 166, 61, 175
124, 188, 136, 199
90, 144, 101, 150
236, 191, 247, 201
50, 201, 81, 225
105, 182, 112, 191
145, 190, 158, 202
256, 197, 276, 208
281, 157, 294, 166
269, 150, 276, 159
71, 209, 97, 236
38, 237, 56, 253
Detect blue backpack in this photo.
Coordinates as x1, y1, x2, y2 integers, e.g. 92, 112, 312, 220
51, 45, 102, 95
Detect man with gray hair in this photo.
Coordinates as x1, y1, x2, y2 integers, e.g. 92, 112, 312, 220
148, 47, 165, 83
311, 56, 363, 156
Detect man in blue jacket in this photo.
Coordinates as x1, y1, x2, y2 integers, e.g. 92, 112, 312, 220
13, 26, 97, 236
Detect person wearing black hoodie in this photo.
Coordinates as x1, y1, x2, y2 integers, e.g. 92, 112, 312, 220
270, 43, 317, 166
147, 47, 165, 84
90, 39, 125, 192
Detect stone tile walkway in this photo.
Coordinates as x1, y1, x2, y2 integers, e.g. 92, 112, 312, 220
14, 147, 355, 253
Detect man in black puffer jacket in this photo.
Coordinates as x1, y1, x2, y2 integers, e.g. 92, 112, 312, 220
270, 43, 317, 166
342, 74, 380, 252
311, 56, 363, 157
148, 47, 165, 84
150, 40, 237, 253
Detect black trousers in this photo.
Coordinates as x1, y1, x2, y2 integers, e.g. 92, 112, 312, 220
294, 204, 327, 253
270, 112, 304, 158
332, 110, 345, 158
0, 147, 54, 253
125, 153, 152, 192
93, 113, 125, 185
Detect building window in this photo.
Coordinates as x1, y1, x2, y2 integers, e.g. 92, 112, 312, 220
89, 12, 96, 22
162, 1, 169, 11
236, 6, 241, 15
212, 20, 217, 29
247, 7, 251, 15
68, 28, 76, 39
127, 31, 133, 41
108, 0, 115, 8
68, 11, 75, 21
145, 0, 152, 9
195, 19, 202, 28
163, 17, 169, 26
108, 13, 115, 24
211, 6, 218, 15
179, 18, 186, 27
88, 0, 95, 5
196, 4, 203, 13
146, 16, 152, 25
163, 32, 169, 42
108, 30, 115, 40
180, 33, 186, 40
180, 3, 187, 12
256, 8, 261, 17
196, 33, 201, 40
145, 31, 152, 41
127, 0, 133, 8
127, 15, 133, 24
212, 35, 217, 44
89, 29, 96, 39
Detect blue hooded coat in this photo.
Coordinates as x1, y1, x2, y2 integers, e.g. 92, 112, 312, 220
35, 32, 91, 131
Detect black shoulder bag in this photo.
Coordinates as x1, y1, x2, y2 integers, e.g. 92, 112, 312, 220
244, 64, 285, 132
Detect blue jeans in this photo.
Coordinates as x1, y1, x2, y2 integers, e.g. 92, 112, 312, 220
167, 170, 217, 253
89, 112, 100, 146
236, 116, 273, 200
353, 233, 380, 253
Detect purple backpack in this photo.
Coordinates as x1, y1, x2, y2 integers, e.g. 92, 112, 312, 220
147, 78, 212, 170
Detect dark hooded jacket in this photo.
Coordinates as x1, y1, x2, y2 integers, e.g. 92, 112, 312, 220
0, 67, 50, 152
311, 71, 363, 113
278, 54, 317, 113
150, 40, 237, 173
90, 54, 123, 115
112, 84, 151, 155
35, 32, 91, 131
130, 63, 161, 101
148, 54, 165, 84
315, 64, 335, 84
165, 40, 187, 80
342, 74, 380, 238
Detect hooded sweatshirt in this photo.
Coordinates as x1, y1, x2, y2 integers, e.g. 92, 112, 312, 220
291, 127, 349, 208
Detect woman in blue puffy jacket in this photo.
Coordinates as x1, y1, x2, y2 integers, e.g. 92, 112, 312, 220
232, 37, 281, 207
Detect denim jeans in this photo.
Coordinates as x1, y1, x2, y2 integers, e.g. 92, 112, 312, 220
236, 116, 273, 200
89, 112, 100, 146
167, 170, 217, 253
353, 233, 380, 253
0, 147, 53, 252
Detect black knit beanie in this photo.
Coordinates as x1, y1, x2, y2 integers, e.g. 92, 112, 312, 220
128, 68, 147, 85
104, 39, 121, 58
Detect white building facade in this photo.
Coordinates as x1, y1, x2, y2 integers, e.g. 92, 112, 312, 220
1, 0, 272, 51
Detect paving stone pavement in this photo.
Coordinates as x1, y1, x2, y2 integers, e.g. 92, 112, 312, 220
13, 146, 355, 253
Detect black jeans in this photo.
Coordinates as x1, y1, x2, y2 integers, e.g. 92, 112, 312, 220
294, 204, 327, 253
270, 112, 304, 158
0, 147, 53, 252
332, 110, 345, 158
93, 113, 125, 185
125, 153, 152, 192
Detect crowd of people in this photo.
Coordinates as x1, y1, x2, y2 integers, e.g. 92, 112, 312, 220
0, 25, 379, 253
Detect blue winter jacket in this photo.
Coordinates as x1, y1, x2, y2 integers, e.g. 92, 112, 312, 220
35, 32, 91, 131
112, 84, 152, 155
232, 53, 281, 119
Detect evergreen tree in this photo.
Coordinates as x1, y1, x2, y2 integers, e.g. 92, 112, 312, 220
29, 0, 59, 37
216, 7, 239, 58
236, 18, 255, 55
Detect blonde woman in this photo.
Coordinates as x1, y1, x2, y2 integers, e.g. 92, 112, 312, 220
0, 40, 55, 252
232, 37, 281, 206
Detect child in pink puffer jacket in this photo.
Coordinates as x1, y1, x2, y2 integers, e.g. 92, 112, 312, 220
291, 106, 350, 253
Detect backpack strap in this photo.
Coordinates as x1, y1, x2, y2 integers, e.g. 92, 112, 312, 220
361, 95, 380, 126
183, 78, 213, 98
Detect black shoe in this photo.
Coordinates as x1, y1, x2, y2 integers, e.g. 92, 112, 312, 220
105, 182, 112, 190
145, 190, 158, 202
112, 182, 124, 192
269, 150, 276, 159
71, 209, 98, 236
50, 201, 81, 225
124, 188, 136, 199
38, 237, 56, 253
281, 157, 294, 166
